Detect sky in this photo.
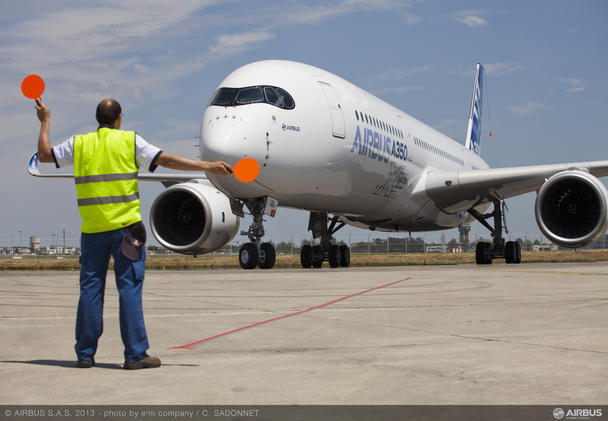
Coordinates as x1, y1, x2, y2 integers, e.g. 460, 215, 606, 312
0, 0, 607, 248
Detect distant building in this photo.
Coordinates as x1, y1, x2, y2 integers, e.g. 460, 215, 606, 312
533, 243, 558, 252
588, 234, 608, 250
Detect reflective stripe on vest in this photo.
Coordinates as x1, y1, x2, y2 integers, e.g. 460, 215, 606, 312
74, 128, 141, 233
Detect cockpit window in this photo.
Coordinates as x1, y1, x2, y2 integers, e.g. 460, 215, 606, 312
276, 88, 295, 109
210, 88, 237, 106
264, 86, 282, 106
210, 86, 295, 109
236, 87, 264, 104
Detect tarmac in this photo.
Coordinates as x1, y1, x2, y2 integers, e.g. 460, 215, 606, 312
0, 262, 607, 405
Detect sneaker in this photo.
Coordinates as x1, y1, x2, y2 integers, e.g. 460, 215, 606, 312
76, 358, 95, 368
123, 354, 161, 370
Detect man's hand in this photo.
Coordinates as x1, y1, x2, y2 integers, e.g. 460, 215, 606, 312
204, 161, 233, 176
35, 98, 50, 123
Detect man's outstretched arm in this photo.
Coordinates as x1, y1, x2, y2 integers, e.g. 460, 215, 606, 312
35, 99, 54, 163
155, 152, 233, 176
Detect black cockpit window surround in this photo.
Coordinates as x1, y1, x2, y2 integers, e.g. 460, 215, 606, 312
210, 86, 296, 110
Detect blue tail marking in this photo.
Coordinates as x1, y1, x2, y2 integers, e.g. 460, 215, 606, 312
465, 63, 484, 156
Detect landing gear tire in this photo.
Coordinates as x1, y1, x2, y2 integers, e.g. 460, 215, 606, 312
239, 243, 258, 269
339, 245, 350, 267
476, 242, 493, 265
505, 241, 521, 264
259, 242, 276, 269
300, 245, 312, 268
311, 245, 324, 268
328, 244, 341, 268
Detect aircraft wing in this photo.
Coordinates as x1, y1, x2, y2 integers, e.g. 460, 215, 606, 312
419, 160, 608, 213
27, 152, 203, 186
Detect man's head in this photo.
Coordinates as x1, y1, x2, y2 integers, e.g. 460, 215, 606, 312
96, 98, 122, 129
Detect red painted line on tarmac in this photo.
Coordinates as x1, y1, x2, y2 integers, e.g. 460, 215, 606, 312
170, 277, 410, 350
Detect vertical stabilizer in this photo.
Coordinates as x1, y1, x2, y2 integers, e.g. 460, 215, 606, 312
465, 63, 484, 155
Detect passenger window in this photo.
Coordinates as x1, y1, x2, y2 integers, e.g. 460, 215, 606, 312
355, 110, 359, 121
236, 87, 264, 104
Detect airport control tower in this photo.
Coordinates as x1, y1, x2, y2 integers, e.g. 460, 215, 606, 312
458, 225, 471, 248
30, 236, 40, 253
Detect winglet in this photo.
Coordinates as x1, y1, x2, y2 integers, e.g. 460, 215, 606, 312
465, 63, 484, 156
27, 152, 41, 176
27, 152, 74, 178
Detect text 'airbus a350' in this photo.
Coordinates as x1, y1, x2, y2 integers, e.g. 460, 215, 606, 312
29, 60, 608, 269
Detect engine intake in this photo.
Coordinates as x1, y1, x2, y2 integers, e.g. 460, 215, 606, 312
535, 170, 608, 248
150, 180, 239, 255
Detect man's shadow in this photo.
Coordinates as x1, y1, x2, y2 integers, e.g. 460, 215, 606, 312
0, 360, 199, 369
0, 360, 122, 369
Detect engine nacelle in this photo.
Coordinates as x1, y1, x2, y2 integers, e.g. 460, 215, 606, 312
535, 170, 608, 248
149, 180, 239, 255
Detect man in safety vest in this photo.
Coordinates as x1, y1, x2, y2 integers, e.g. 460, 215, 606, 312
35, 98, 232, 369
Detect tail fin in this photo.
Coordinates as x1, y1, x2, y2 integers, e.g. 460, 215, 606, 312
465, 63, 484, 155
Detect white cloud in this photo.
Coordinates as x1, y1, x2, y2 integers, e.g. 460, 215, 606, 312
284, 0, 412, 24
484, 62, 524, 76
209, 32, 275, 55
557, 77, 588, 93
507, 102, 547, 116
401, 11, 422, 25
455, 11, 488, 27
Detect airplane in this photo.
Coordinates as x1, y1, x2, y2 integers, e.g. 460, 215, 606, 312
29, 60, 608, 269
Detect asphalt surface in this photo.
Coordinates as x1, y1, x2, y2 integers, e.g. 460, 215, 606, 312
1, 263, 607, 404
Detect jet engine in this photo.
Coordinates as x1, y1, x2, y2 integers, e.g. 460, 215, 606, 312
535, 170, 608, 248
149, 180, 239, 255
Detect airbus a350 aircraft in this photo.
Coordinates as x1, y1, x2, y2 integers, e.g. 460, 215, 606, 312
29, 60, 608, 269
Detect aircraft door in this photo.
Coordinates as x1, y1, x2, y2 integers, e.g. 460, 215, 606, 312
318, 81, 345, 139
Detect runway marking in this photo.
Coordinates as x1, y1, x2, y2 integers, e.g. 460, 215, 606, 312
170, 277, 410, 350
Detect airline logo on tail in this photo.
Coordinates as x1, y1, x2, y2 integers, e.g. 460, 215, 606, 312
465, 63, 484, 156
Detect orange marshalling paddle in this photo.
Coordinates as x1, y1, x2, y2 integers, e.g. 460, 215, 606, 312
22, 75, 45, 105
233, 158, 260, 183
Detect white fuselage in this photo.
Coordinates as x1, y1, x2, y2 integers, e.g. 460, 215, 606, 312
201, 60, 489, 232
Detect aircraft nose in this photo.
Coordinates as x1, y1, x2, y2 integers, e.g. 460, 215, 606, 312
200, 107, 263, 165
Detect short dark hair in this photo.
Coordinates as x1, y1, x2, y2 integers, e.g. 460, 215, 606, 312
96, 99, 122, 126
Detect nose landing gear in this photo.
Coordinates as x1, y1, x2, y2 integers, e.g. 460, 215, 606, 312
234, 197, 278, 270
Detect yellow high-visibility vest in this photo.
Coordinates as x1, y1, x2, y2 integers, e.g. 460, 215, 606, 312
74, 128, 141, 233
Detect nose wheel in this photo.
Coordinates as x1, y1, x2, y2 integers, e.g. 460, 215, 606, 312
238, 241, 276, 270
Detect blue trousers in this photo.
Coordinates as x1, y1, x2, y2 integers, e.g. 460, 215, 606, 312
75, 228, 149, 362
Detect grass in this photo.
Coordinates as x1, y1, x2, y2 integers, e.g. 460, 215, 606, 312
1, 249, 607, 271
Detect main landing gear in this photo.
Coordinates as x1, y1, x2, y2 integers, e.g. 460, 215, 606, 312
468, 199, 521, 265
300, 212, 351, 269
235, 198, 276, 270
